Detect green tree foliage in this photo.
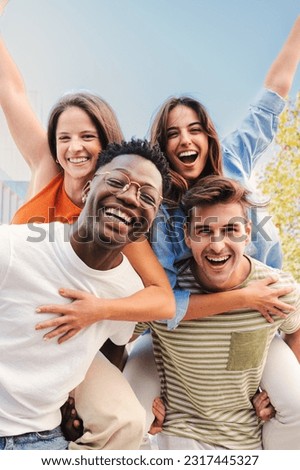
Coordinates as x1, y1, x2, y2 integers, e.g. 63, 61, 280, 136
257, 92, 300, 281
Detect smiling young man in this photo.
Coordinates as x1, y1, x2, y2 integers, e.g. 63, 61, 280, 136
135, 175, 300, 450
0, 138, 173, 450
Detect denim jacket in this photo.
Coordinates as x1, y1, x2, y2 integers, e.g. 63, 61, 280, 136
150, 88, 285, 329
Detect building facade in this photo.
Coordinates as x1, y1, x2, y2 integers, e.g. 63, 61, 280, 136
0, 176, 28, 224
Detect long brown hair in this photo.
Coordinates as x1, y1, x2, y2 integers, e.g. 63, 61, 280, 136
47, 91, 124, 161
150, 96, 223, 204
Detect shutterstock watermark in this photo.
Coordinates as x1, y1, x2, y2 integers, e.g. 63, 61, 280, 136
25, 210, 150, 245
150, 208, 274, 245
13, 206, 276, 245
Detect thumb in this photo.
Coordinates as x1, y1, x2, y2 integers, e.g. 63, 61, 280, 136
262, 275, 279, 286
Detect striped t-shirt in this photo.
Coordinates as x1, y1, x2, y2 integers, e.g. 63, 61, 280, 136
135, 256, 300, 449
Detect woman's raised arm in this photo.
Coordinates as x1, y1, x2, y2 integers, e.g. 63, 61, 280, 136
264, 16, 300, 98
0, 32, 58, 196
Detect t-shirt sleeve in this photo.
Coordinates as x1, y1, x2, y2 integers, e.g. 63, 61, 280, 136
109, 321, 136, 346
134, 322, 149, 336
280, 286, 300, 334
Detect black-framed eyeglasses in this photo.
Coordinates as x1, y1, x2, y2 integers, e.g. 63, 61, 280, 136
95, 170, 162, 209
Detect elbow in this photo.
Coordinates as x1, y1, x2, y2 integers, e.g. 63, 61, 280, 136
166, 297, 176, 320
264, 66, 298, 99
154, 287, 176, 320
162, 289, 176, 320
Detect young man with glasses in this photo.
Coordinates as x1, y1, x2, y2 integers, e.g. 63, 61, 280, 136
0, 139, 174, 450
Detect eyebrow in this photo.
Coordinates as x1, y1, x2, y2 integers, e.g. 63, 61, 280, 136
57, 127, 98, 133
167, 121, 202, 131
193, 222, 242, 229
107, 168, 159, 189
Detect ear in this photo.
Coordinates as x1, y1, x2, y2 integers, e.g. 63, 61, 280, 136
184, 223, 192, 249
81, 180, 92, 204
244, 221, 252, 245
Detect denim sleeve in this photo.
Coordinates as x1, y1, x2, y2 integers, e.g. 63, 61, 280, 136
169, 289, 191, 329
150, 206, 191, 330
222, 88, 286, 183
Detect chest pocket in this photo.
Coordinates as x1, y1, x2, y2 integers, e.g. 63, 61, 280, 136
227, 328, 269, 371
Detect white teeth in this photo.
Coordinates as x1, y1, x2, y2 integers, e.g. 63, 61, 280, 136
178, 151, 198, 157
207, 256, 230, 262
104, 208, 132, 225
69, 157, 89, 163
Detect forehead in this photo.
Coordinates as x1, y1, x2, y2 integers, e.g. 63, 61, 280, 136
191, 203, 246, 225
167, 105, 198, 128
57, 106, 96, 130
100, 154, 162, 189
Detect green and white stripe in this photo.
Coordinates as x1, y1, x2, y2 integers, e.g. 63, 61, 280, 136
136, 257, 300, 449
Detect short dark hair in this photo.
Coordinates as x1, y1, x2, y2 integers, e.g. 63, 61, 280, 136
96, 138, 171, 196
182, 175, 256, 224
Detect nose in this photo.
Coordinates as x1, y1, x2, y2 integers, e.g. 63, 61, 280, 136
210, 231, 226, 252
179, 129, 192, 147
68, 137, 84, 153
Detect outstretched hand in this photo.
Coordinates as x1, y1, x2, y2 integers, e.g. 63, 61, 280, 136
35, 288, 103, 343
244, 276, 295, 323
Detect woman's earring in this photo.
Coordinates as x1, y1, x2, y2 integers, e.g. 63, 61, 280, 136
81, 180, 91, 204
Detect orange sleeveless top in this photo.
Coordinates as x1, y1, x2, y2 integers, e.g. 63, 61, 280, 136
11, 173, 81, 225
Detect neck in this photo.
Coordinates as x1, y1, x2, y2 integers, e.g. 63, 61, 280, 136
70, 230, 123, 271
191, 255, 251, 292
63, 175, 88, 208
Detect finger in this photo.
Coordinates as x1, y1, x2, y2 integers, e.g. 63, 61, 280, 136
57, 329, 78, 344
58, 288, 86, 300
152, 402, 165, 417
152, 408, 165, 423
68, 396, 75, 407
153, 396, 164, 406
266, 307, 288, 318
271, 299, 295, 312
257, 398, 271, 411
152, 398, 165, 410
252, 390, 268, 407
148, 420, 163, 435
35, 316, 68, 330
273, 286, 295, 298
36, 304, 70, 315
152, 398, 165, 412
253, 396, 269, 411
262, 275, 279, 286
72, 418, 83, 431
259, 405, 276, 421
153, 402, 165, 414
42, 325, 72, 340
258, 310, 275, 323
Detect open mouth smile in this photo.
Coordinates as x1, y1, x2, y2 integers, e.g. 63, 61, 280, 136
68, 157, 90, 164
104, 207, 135, 226
206, 255, 231, 267
178, 150, 198, 164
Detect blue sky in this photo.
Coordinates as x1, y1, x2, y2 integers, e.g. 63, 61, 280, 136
1, 0, 300, 180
